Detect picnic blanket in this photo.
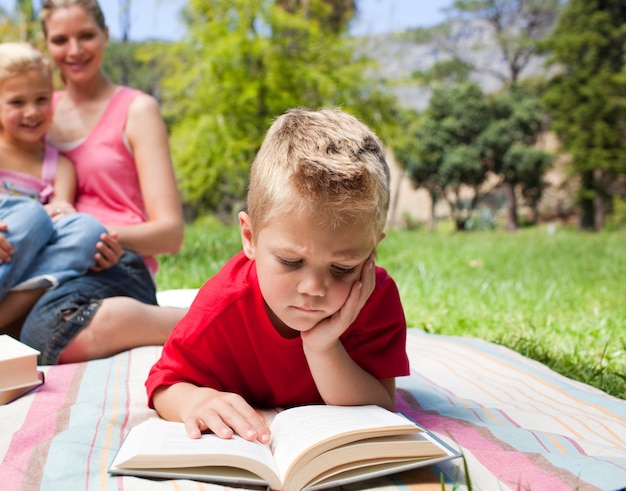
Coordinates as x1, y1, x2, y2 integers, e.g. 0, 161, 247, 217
1, 289, 625, 491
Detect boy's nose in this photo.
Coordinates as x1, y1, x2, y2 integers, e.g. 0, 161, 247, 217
298, 272, 327, 297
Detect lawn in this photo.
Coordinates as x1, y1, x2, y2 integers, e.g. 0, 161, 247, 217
156, 217, 626, 399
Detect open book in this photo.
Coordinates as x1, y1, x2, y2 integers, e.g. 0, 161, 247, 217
109, 404, 459, 491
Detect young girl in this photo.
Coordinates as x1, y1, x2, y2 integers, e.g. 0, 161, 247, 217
18, 0, 186, 364
0, 42, 106, 325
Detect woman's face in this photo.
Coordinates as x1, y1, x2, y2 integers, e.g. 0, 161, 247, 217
44, 4, 109, 85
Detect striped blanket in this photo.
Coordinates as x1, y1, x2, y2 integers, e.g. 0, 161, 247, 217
1, 291, 625, 491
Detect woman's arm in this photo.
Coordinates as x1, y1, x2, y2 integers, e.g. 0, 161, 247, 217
114, 93, 184, 256
46, 155, 77, 217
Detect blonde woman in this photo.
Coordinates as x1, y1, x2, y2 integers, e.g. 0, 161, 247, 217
20, 0, 185, 364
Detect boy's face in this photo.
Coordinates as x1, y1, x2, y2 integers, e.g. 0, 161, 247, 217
240, 210, 377, 337
0, 69, 52, 145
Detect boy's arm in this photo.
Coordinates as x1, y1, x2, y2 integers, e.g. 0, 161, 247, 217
152, 383, 271, 443
301, 257, 397, 410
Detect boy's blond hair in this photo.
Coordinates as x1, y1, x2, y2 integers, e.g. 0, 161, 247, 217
0, 42, 52, 87
247, 107, 390, 245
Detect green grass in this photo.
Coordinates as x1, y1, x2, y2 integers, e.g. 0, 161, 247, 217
155, 218, 626, 399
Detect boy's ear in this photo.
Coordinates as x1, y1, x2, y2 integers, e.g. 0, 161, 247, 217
239, 211, 256, 260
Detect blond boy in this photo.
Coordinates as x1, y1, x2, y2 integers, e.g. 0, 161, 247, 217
147, 108, 409, 443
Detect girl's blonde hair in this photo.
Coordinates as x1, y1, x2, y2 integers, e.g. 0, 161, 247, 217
0, 42, 52, 87
247, 108, 390, 246
39, 0, 107, 37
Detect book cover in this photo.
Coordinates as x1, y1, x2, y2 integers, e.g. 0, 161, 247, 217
0, 335, 44, 405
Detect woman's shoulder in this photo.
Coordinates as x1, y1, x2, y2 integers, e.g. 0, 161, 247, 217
125, 88, 162, 126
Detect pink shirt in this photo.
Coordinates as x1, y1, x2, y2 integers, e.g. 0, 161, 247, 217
0, 145, 57, 203
52, 87, 157, 273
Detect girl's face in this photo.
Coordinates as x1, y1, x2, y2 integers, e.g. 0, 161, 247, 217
44, 4, 109, 85
240, 210, 376, 338
0, 69, 52, 146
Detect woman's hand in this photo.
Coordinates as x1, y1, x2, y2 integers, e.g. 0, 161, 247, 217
90, 231, 123, 271
44, 200, 76, 220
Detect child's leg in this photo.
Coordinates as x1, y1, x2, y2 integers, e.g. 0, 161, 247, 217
0, 289, 45, 333
0, 197, 53, 298
20, 250, 186, 364
57, 298, 186, 363
13, 212, 107, 290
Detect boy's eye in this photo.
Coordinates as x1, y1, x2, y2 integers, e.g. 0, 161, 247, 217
331, 265, 357, 276
278, 257, 302, 268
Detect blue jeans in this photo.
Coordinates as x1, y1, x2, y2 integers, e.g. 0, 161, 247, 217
0, 196, 106, 299
20, 250, 158, 365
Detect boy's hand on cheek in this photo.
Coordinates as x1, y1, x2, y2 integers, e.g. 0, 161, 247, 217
302, 255, 376, 352
183, 388, 271, 444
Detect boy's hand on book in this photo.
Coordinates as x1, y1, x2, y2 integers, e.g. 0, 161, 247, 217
183, 388, 271, 444
301, 254, 376, 352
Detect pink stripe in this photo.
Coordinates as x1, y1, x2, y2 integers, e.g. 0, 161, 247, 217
395, 394, 575, 491
84, 358, 114, 489
0, 364, 80, 489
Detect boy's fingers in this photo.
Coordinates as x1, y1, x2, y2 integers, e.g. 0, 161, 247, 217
184, 418, 205, 439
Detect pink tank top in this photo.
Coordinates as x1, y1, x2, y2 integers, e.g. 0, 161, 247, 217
0, 146, 58, 203
52, 87, 157, 273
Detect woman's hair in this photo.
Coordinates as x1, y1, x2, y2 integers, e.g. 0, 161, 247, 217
247, 107, 390, 245
0, 42, 52, 87
39, 0, 107, 37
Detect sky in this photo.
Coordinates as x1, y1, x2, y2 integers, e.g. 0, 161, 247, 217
1, 0, 455, 41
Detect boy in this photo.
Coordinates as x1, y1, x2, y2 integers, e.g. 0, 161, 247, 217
146, 108, 409, 444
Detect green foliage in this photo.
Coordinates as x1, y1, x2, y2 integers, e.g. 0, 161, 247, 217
395, 81, 491, 229
161, 0, 396, 218
103, 41, 167, 98
0, 1, 43, 46
156, 221, 626, 399
395, 81, 551, 230
541, 0, 626, 230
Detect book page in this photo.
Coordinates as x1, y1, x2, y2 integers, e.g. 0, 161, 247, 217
112, 418, 281, 487
269, 405, 419, 482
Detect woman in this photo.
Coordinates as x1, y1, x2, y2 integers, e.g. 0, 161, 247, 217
19, 0, 186, 364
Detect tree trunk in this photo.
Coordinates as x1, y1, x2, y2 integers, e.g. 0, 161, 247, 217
505, 181, 518, 230
428, 188, 437, 232
579, 170, 596, 231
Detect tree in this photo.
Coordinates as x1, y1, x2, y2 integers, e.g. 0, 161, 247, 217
406, 0, 559, 228
396, 82, 491, 231
477, 87, 552, 229
541, 0, 626, 230
0, 0, 41, 44
438, 0, 560, 86
162, 0, 396, 219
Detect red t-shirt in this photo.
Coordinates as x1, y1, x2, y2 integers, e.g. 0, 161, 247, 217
146, 251, 409, 408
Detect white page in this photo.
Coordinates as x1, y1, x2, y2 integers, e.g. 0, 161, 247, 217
113, 418, 279, 479
269, 405, 416, 482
